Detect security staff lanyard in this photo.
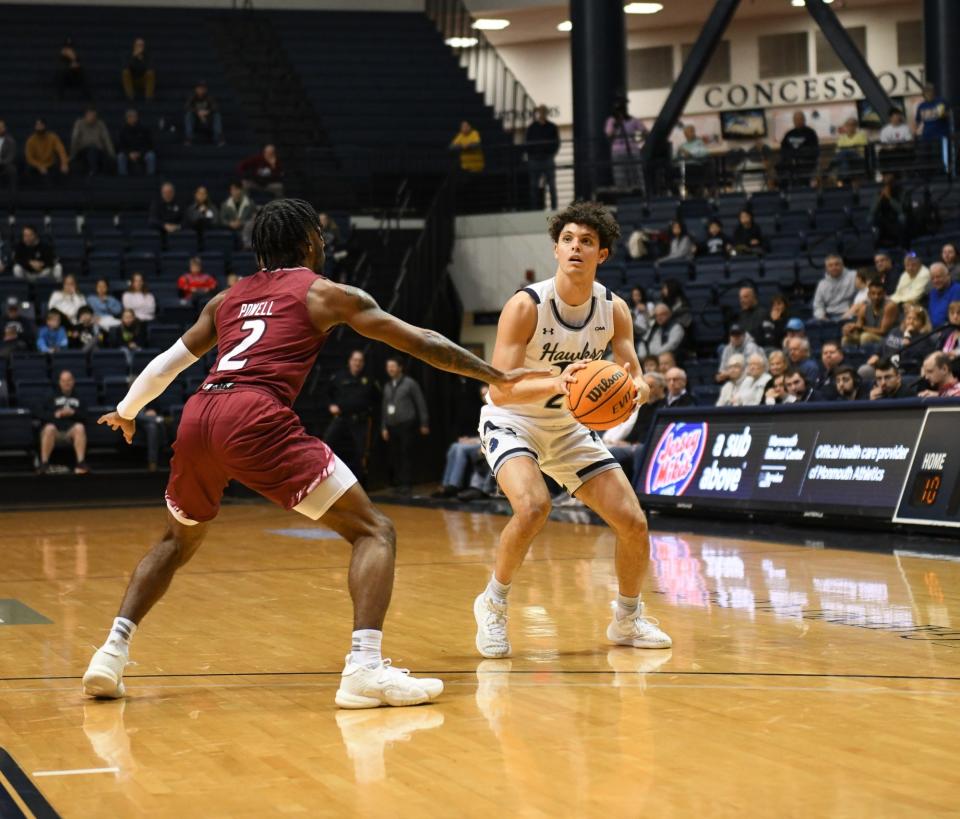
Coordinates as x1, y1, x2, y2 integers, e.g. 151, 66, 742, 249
384, 376, 405, 419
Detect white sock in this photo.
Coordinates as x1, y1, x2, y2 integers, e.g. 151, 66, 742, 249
485, 574, 511, 605
616, 594, 640, 620
350, 629, 383, 668
105, 617, 137, 653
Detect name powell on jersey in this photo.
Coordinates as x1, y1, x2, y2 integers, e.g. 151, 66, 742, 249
539, 342, 605, 365
238, 300, 275, 318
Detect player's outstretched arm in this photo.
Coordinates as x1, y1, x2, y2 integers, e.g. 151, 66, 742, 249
98, 294, 223, 443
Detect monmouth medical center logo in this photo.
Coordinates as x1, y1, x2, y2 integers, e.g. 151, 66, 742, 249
645, 422, 709, 496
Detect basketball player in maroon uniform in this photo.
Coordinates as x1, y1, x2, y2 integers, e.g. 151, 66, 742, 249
83, 199, 546, 708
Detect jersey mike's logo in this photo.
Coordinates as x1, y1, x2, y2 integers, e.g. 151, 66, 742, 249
587, 369, 625, 403
645, 422, 708, 496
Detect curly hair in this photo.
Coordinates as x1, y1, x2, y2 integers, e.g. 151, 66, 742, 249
251, 198, 320, 271
547, 200, 621, 250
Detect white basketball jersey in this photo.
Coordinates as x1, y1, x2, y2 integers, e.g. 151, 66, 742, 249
492, 277, 615, 423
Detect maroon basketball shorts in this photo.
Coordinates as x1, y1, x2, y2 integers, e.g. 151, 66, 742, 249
165, 389, 354, 524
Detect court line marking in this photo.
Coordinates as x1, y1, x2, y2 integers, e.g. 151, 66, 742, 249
32, 768, 118, 778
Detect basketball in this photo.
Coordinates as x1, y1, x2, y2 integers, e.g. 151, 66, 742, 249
566, 360, 637, 430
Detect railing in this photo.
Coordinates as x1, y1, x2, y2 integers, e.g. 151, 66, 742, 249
425, 0, 538, 131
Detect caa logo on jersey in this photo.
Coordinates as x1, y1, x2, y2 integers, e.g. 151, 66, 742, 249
644, 422, 708, 497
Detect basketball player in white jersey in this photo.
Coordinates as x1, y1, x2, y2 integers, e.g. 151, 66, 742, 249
474, 201, 671, 657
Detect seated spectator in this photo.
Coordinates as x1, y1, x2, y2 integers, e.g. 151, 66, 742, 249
657, 350, 676, 375
109, 308, 147, 350
939, 300, 960, 358
731, 209, 763, 255
717, 324, 759, 382
629, 286, 652, 337
874, 250, 895, 283
178, 257, 218, 301
940, 242, 960, 281
641, 354, 659, 374
735, 352, 771, 406
319, 212, 346, 276
121, 37, 155, 101
0, 119, 16, 190
736, 286, 765, 341
927, 262, 960, 327
699, 218, 729, 257
184, 81, 224, 146
70, 107, 115, 176
55, 37, 91, 100
87, 278, 123, 330
39, 370, 89, 474
610, 372, 666, 483
716, 354, 746, 406
677, 124, 708, 162
13, 225, 62, 281
905, 187, 941, 240
637, 303, 685, 359
891, 251, 931, 305
785, 336, 820, 384
869, 358, 914, 400
867, 303, 935, 376
759, 294, 789, 350
37, 309, 68, 353
659, 279, 693, 332
814, 339, 845, 396
220, 181, 256, 243
1, 322, 28, 361
919, 351, 960, 398
783, 316, 806, 344
116, 108, 156, 176
785, 368, 819, 402
48, 274, 86, 324
5, 296, 36, 347
830, 365, 868, 401
149, 182, 182, 235
659, 220, 695, 262
840, 268, 871, 320
238, 144, 284, 198
832, 117, 867, 180
24, 119, 69, 186
767, 349, 788, 380
225, 272, 241, 288
879, 109, 913, 144
869, 174, 906, 247
763, 373, 789, 405
843, 278, 899, 348
449, 120, 484, 173
664, 367, 696, 406
432, 435, 484, 499
813, 254, 857, 321
779, 111, 819, 186
122, 272, 156, 322
185, 186, 219, 233
68, 305, 106, 351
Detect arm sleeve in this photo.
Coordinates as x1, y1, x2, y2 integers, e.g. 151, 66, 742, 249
412, 380, 429, 426
116, 338, 199, 419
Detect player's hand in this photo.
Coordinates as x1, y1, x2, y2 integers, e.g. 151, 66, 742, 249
98, 411, 135, 444
492, 366, 553, 387
553, 361, 589, 395
623, 362, 649, 407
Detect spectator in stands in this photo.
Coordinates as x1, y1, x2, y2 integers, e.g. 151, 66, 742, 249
716, 354, 746, 406
220, 181, 256, 244
70, 108, 115, 176
37, 309, 68, 353
225, 272, 241, 288
48, 274, 86, 324
717, 324, 759, 382
880, 109, 913, 144
812, 254, 856, 321
939, 300, 960, 358
630, 286, 652, 337
919, 351, 960, 398
185, 186, 219, 233
664, 367, 696, 406
843, 277, 899, 348
785, 336, 819, 384
13, 225, 62, 281
4, 297, 36, 348
184, 80, 224, 146
431, 386, 489, 499
840, 268, 871, 320
735, 352, 771, 406
785, 368, 818, 402
0, 119, 17, 190
641, 354, 660, 374
915, 83, 949, 147
874, 250, 894, 283
656, 350, 676, 375
763, 373, 789, 405
783, 316, 806, 344
121, 37, 155, 101
1, 322, 27, 362
867, 303, 934, 376
677, 124, 708, 162
926, 263, 960, 327
605, 97, 645, 190
610, 372, 666, 484
149, 182, 183, 235
381, 356, 429, 495
758, 294, 789, 350
109, 308, 147, 351
815, 339, 845, 397
830, 365, 867, 401
637, 303, 685, 359
239, 144, 284, 198
869, 358, 913, 400
940, 242, 960, 282
55, 37, 91, 100
178, 257, 218, 302
832, 117, 867, 181
68, 305, 106, 351
870, 175, 906, 248
767, 349, 788, 381
24, 119, 69, 186
731, 209, 763, 255
87, 278, 122, 330
525, 105, 559, 210
891, 251, 930, 305
39, 370, 89, 474
659, 279, 693, 332
677, 124, 710, 194
736, 286, 764, 341
699, 218, 729, 257
660, 220, 695, 262
122, 272, 155, 322
905, 187, 942, 242
449, 121, 484, 174
116, 108, 156, 176
318, 212, 344, 277
325, 350, 380, 485
779, 111, 819, 185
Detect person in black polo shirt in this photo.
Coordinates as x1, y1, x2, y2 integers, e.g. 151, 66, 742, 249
148, 182, 182, 236
525, 105, 560, 210
39, 369, 89, 474
779, 111, 819, 186
324, 350, 379, 484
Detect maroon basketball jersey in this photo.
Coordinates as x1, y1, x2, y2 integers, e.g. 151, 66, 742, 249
201, 267, 328, 406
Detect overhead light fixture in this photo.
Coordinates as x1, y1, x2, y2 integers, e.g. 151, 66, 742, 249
791, 0, 833, 5
557, 20, 572, 32
472, 18, 510, 31
624, 2, 664, 13
445, 36, 479, 47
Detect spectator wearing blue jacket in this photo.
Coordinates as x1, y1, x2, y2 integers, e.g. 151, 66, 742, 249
37, 310, 68, 353
927, 263, 960, 327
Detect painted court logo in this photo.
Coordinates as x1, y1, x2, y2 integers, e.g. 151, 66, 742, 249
645, 422, 708, 496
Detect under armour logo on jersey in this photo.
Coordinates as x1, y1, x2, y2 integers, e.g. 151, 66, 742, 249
543, 328, 554, 335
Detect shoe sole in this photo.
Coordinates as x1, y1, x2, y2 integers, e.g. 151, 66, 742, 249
474, 594, 511, 659
606, 624, 672, 649
334, 689, 432, 709
82, 669, 125, 699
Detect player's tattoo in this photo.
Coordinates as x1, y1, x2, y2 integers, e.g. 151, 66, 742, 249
413, 329, 500, 383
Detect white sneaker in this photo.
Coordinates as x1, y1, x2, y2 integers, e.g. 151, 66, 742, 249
82, 645, 130, 699
335, 654, 443, 709
606, 602, 672, 649
474, 593, 511, 658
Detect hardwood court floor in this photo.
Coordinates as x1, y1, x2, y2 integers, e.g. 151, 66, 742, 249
1, 502, 958, 818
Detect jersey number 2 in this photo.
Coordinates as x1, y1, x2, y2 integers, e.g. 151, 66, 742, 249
217, 319, 266, 371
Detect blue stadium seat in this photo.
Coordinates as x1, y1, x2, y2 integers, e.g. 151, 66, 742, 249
199, 252, 226, 277
778, 211, 811, 234
101, 375, 131, 406
10, 354, 48, 381
72, 377, 99, 406
693, 259, 726, 284
797, 260, 824, 286
50, 351, 89, 378
686, 283, 714, 310
0, 408, 35, 467
657, 261, 692, 282
768, 235, 805, 256
130, 349, 162, 374
0, 280, 31, 305
762, 259, 796, 289
166, 233, 200, 255
160, 253, 191, 277
129, 230, 163, 255
814, 210, 850, 232
821, 189, 856, 210
749, 191, 785, 213
727, 258, 762, 282
14, 379, 54, 410
787, 189, 819, 212
87, 252, 123, 278
90, 350, 130, 379
230, 252, 258, 276
201, 230, 237, 256
148, 324, 183, 349
695, 307, 726, 345
123, 251, 158, 275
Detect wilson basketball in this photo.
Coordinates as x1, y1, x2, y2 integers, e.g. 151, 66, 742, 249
566, 360, 637, 430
